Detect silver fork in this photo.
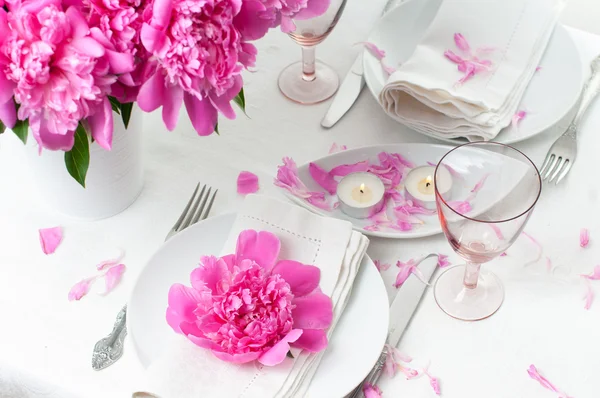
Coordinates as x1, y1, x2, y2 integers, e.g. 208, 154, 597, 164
92, 183, 218, 371
540, 54, 600, 184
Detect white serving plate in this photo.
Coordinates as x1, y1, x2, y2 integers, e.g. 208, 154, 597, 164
281, 143, 456, 239
363, 0, 583, 144
127, 213, 389, 397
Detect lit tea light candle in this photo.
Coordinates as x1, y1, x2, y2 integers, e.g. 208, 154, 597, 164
337, 172, 385, 219
405, 165, 453, 210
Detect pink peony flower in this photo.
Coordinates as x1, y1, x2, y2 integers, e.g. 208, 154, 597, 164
166, 230, 333, 366
0, 0, 126, 150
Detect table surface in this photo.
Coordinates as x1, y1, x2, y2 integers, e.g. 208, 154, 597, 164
1, 1, 599, 397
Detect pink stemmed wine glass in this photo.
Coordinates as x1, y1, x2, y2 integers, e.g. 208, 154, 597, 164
434, 142, 542, 321
278, 0, 348, 104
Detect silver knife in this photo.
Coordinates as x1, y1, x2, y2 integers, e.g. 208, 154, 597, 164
348, 254, 439, 397
321, 0, 404, 128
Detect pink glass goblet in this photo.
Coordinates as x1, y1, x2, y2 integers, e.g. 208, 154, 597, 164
278, 0, 348, 104
434, 142, 542, 321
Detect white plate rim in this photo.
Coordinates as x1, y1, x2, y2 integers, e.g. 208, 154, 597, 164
362, 0, 583, 145
127, 212, 389, 397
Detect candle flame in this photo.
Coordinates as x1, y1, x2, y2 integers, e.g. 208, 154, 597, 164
359, 183, 365, 194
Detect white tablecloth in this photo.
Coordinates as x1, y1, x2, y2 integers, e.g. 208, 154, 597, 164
1, 1, 599, 396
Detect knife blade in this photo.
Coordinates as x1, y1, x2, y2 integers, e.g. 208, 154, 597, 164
321, 0, 405, 128
321, 56, 365, 128
348, 254, 438, 397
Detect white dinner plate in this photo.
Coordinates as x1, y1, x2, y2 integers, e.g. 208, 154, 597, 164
363, 0, 583, 145
127, 213, 389, 397
281, 143, 454, 239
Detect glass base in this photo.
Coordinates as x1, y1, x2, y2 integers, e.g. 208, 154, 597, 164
433, 265, 504, 321
278, 60, 339, 104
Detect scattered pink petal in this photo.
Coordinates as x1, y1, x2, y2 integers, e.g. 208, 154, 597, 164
471, 173, 490, 193
364, 225, 380, 232
395, 202, 436, 216
448, 200, 471, 214
546, 257, 552, 273
374, 260, 391, 272
454, 33, 471, 53
527, 365, 572, 397
512, 110, 527, 129
237, 171, 259, 195
457, 61, 476, 85
386, 344, 412, 363
96, 250, 125, 271
359, 41, 386, 60
329, 160, 370, 177
381, 60, 396, 75
475, 46, 497, 56
422, 364, 441, 396
399, 365, 419, 380
39, 227, 63, 255
580, 228, 590, 248
363, 383, 383, 398
103, 264, 126, 295
308, 163, 338, 195
274, 158, 330, 211
394, 257, 430, 288
500, 252, 507, 257
332, 201, 340, 209
444, 49, 464, 64
68, 277, 97, 301
581, 265, 600, 280
583, 278, 594, 310
535, 66, 543, 72
522, 231, 543, 266
328, 143, 347, 154
437, 254, 450, 268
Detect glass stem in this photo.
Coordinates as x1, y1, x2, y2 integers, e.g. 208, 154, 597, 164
301, 46, 316, 82
463, 262, 481, 289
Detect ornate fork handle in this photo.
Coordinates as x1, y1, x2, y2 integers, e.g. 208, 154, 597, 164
569, 54, 600, 135
348, 348, 388, 397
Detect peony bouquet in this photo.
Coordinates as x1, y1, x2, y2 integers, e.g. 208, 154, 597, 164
0, 0, 330, 186
167, 230, 333, 366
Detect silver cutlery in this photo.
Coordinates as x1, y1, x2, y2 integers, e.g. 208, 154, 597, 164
540, 54, 600, 184
92, 183, 218, 371
348, 254, 439, 397
321, 0, 404, 128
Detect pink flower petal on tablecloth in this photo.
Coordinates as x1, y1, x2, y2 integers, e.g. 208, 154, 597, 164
457, 61, 476, 85
581, 265, 600, 280
103, 264, 126, 294
535, 66, 542, 72
96, 250, 125, 271
437, 254, 450, 268
39, 227, 63, 255
329, 160, 369, 177
422, 365, 441, 395
258, 329, 302, 366
444, 49, 464, 64
374, 260, 391, 272
471, 173, 490, 193
358, 41, 386, 60
527, 364, 571, 397
512, 111, 527, 129
454, 33, 471, 53
237, 171, 259, 195
68, 277, 97, 301
309, 163, 338, 195
500, 252, 507, 257
328, 143, 347, 154
583, 278, 594, 310
394, 260, 415, 288
387, 344, 412, 363
580, 228, 590, 248
522, 231, 543, 266
363, 383, 383, 398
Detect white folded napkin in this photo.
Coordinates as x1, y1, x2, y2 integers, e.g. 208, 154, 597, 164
133, 194, 369, 398
379, 0, 566, 141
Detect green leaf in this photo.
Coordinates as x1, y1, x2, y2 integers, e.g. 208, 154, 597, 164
0, 121, 5, 134
64, 123, 90, 188
121, 102, 133, 129
12, 119, 28, 144
108, 96, 121, 115
233, 88, 246, 115
214, 123, 219, 135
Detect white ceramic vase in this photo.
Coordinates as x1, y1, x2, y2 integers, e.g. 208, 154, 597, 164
27, 109, 144, 220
